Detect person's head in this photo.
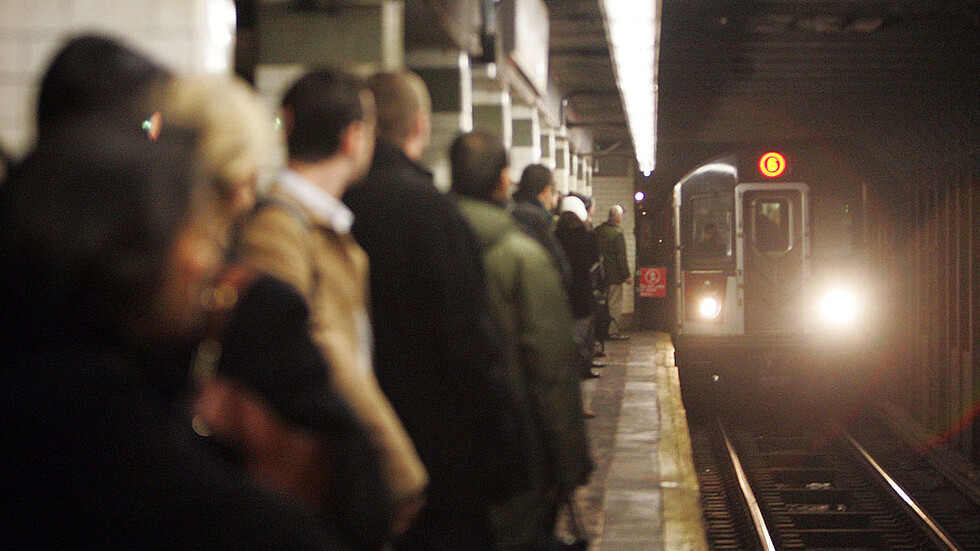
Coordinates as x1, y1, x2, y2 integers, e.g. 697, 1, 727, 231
449, 131, 510, 202
36, 33, 171, 139
514, 164, 558, 209
281, 68, 376, 179
559, 194, 588, 224
703, 223, 718, 240
157, 75, 279, 221
0, 115, 217, 346
608, 204, 624, 224
366, 70, 432, 160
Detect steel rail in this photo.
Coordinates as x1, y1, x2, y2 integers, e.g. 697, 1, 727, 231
843, 432, 965, 551
719, 419, 778, 551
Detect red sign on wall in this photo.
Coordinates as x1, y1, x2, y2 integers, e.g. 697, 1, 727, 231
638, 267, 667, 298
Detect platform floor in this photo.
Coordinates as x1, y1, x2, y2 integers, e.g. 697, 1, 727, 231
569, 331, 707, 551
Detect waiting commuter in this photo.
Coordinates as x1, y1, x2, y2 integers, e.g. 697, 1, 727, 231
192, 265, 393, 551
156, 75, 279, 226
511, 163, 571, 289
342, 71, 529, 551
35, 33, 171, 141
556, 196, 603, 381
234, 69, 428, 537
449, 131, 593, 551
595, 205, 632, 340
0, 117, 337, 550
160, 75, 392, 550
570, 192, 596, 229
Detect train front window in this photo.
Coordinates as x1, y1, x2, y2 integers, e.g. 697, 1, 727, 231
753, 199, 790, 252
690, 195, 732, 260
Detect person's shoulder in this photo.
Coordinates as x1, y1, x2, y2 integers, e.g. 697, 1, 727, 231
512, 202, 551, 224
353, 169, 453, 218
245, 194, 312, 233
502, 224, 551, 263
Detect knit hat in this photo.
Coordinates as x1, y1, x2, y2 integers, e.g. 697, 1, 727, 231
560, 195, 588, 222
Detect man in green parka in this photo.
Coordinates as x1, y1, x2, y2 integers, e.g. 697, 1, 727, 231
449, 132, 593, 551
595, 205, 633, 339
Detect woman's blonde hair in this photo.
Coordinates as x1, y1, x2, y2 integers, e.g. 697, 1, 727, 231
157, 75, 280, 195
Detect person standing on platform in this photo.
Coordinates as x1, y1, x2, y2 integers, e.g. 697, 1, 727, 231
449, 131, 593, 551
511, 163, 571, 290
556, 195, 603, 382
595, 205, 633, 339
343, 71, 529, 551
0, 116, 337, 550
235, 69, 428, 537
159, 74, 393, 550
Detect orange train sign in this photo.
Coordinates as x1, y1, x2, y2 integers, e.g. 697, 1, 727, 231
758, 151, 787, 178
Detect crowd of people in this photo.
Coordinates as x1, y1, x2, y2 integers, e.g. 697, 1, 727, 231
0, 33, 630, 551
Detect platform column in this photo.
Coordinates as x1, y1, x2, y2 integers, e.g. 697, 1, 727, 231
540, 126, 557, 171
555, 129, 571, 194
409, 50, 473, 191
507, 102, 541, 183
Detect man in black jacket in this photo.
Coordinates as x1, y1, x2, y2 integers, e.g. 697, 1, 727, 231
511, 163, 571, 290
343, 71, 527, 551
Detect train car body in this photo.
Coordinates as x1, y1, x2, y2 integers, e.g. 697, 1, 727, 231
672, 154, 870, 398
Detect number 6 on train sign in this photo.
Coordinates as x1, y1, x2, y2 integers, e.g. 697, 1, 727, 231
638, 267, 667, 298
758, 151, 787, 178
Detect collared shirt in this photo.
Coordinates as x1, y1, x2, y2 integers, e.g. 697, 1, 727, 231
276, 169, 373, 377
277, 169, 355, 234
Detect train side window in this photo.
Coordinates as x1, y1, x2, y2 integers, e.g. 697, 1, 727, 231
753, 199, 790, 252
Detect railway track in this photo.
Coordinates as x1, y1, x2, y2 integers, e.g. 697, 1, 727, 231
691, 409, 980, 550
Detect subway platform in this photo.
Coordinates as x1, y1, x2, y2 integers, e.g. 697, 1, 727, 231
567, 331, 708, 551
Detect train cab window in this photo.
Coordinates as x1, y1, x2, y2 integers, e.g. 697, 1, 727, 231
753, 199, 790, 252
690, 195, 732, 260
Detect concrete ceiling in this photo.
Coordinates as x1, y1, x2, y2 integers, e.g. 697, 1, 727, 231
545, 0, 632, 161
545, 0, 980, 183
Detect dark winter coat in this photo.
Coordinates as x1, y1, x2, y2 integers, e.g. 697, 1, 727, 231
594, 221, 630, 285
0, 344, 338, 550
456, 196, 593, 551
510, 198, 572, 292
556, 213, 601, 319
343, 140, 528, 518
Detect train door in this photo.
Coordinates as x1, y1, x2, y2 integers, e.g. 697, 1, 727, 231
674, 157, 740, 335
736, 183, 810, 334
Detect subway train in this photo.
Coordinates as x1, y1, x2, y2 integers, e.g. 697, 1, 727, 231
670, 150, 877, 404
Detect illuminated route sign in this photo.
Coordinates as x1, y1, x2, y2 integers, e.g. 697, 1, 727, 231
758, 151, 787, 178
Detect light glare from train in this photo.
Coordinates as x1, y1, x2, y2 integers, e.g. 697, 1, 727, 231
698, 296, 722, 319
819, 288, 859, 325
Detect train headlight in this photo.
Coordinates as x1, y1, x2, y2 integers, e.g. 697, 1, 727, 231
819, 288, 858, 325
698, 296, 722, 319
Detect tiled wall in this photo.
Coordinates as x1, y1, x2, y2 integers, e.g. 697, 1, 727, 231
0, 0, 236, 156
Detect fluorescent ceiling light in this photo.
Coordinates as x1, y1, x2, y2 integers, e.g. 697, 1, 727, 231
600, 0, 660, 176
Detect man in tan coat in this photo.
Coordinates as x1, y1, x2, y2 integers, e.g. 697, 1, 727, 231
236, 69, 427, 537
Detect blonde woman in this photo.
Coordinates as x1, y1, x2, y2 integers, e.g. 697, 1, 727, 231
161, 74, 397, 549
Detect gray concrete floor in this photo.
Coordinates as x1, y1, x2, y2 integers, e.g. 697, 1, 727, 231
565, 332, 708, 551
